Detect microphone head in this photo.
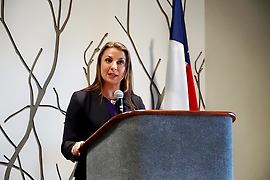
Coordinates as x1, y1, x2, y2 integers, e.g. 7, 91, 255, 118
114, 90, 124, 100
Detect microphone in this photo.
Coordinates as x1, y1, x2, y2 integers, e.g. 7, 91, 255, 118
114, 90, 124, 114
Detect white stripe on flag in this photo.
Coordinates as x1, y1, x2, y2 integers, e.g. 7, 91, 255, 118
163, 40, 189, 110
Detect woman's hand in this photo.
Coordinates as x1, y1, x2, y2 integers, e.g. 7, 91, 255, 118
71, 141, 85, 156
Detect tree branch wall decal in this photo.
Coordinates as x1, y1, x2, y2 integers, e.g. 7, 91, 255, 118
0, 0, 73, 179
83, 33, 108, 86
194, 52, 206, 109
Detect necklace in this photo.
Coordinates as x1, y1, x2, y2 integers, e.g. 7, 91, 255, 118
104, 97, 116, 105
110, 99, 116, 105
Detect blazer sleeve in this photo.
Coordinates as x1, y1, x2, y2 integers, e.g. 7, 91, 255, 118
61, 92, 84, 161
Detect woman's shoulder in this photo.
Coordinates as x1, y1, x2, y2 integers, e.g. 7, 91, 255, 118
130, 93, 142, 100
131, 93, 145, 110
72, 90, 88, 99
71, 89, 100, 102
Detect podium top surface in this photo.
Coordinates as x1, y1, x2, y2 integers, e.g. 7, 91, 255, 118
110, 110, 236, 123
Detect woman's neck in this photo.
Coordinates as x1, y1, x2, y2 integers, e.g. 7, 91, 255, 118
102, 84, 120, 99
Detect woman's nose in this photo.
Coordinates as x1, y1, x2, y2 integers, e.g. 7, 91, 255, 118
111, 61, 117, 70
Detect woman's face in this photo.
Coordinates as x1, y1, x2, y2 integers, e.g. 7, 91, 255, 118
100, 47, 127, 87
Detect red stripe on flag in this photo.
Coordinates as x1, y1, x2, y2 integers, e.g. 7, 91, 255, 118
186, 64, 198, 110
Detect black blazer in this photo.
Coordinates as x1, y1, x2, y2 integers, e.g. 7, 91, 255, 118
61, 90, 145, 179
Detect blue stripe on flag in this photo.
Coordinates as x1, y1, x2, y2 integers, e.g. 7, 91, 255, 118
170, 0, 191, 65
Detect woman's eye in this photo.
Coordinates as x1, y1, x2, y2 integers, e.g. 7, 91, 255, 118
105, 58, 112, 63
117, 60, 125, 65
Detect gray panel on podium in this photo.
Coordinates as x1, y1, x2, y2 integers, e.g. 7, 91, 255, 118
85, 111, 234, 180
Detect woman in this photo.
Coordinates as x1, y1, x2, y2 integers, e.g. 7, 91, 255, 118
61, 41, 145, 179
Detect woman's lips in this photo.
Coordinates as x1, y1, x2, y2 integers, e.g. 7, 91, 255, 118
108, 73, 118, 77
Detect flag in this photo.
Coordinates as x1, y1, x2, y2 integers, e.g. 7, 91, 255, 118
163, 0, 198, 110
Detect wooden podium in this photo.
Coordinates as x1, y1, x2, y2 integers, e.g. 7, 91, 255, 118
80, 110, 235, 180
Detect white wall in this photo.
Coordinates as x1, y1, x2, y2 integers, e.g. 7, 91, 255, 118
206, 1, 270, 179
0, 0, 204, 179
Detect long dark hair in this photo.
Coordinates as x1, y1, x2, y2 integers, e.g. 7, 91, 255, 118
84, 41, 135, 109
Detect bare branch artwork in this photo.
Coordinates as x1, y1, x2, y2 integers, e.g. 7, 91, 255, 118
156, 0, 170, 31
83, 33, 108, 85
56, 163, 62, 180
0, 0, 73, 179
0, 126, 26, 179
194, 52, 206, 110
0, 161, 34, 180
